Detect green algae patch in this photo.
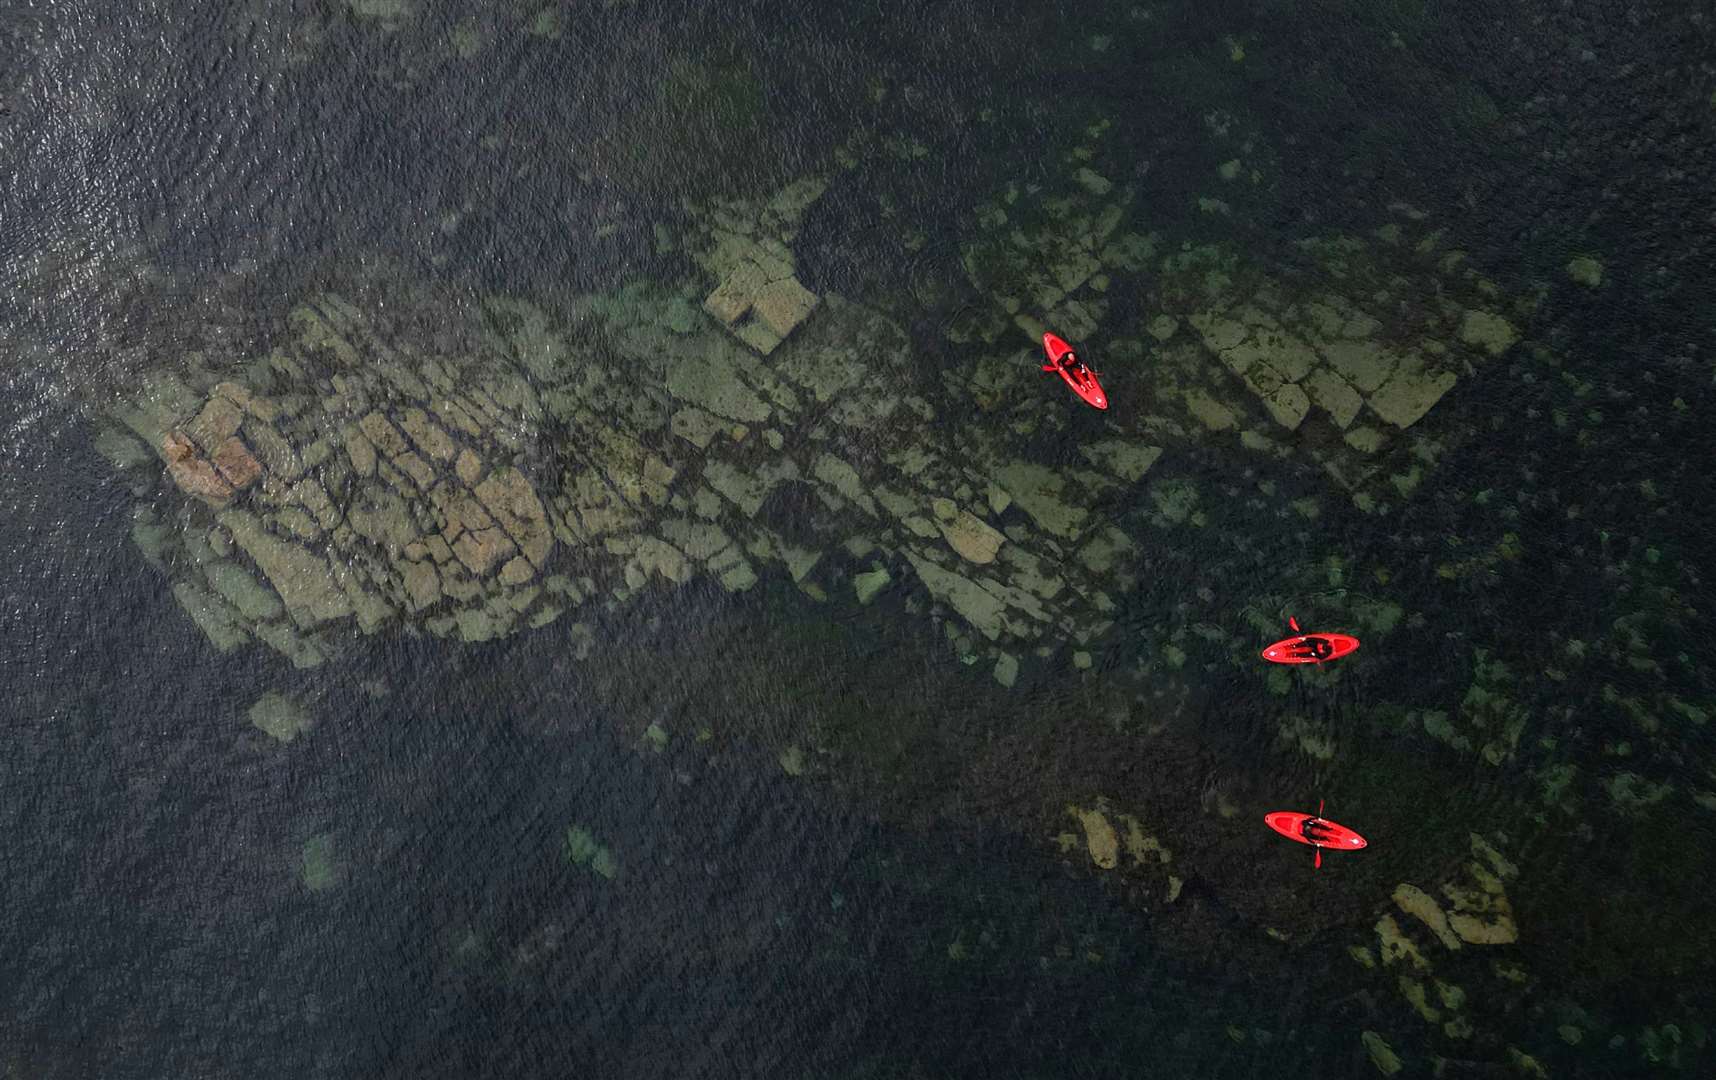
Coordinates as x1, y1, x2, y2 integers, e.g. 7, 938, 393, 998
564, 825, 618, 880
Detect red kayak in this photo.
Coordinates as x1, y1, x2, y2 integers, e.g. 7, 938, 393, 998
1266, 801, 1368, 868
1041, 332, 1108, 410
1261, 616, 1360, 665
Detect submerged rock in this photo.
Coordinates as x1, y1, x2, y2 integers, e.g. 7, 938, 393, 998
934, 501, 1005, 565
903, 553, 1010, 641
991, 461, 1089, 539
563, 825, 618, 880
104, 295, 568, 664
1361, 1031, 1404, 1076
1458, 310, 1519, 357
852, 565, 891, 605
219, 510, 353, 628
699, 226, 822, 355
1392, 883, 1463, 951
249, 691, 311, 743
97, 168, 1525, 673
1072, 806, 1121, 869
301, 834, 342, 892
1352, 834, 1530, 1064
171, 581, 250, 651
1566, 255, 1603, 287
1079, 439, 1162, 483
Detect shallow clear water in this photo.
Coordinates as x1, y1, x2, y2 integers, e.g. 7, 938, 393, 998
3, 2, 1714, 1077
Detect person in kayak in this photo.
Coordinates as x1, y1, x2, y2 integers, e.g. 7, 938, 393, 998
1301, 817, 1336, 844
1289, 635, 1336, 662
1060, 351, 1094, 380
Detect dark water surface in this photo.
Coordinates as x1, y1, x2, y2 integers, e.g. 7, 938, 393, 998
4, 1, 1715, 1077
0, 412, 1296, 1079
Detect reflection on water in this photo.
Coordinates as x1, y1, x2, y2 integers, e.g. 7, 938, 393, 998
3, 0, 1715, 1077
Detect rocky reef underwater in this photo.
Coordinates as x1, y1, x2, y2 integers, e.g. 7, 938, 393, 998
46, 16, 1714, 1075
100, 120, 1526, 680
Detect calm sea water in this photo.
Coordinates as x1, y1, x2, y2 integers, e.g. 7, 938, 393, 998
3, 2, 1714, 1078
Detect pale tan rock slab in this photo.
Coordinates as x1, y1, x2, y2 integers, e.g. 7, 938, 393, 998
753, 276, 819, 339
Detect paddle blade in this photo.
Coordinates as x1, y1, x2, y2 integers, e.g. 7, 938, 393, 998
1289, 616, 1301, 633
1314, 846, 1322, 870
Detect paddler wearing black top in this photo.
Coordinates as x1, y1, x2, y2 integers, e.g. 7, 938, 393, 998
1292, 635, 1335, 661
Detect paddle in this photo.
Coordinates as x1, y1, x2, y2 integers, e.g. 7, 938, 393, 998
1313, 799, 1325, 870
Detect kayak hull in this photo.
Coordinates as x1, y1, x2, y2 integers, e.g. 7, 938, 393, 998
1261, 632, 1361, 665
1042, 332, 1108, 410
1265, 812, 1368, 850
